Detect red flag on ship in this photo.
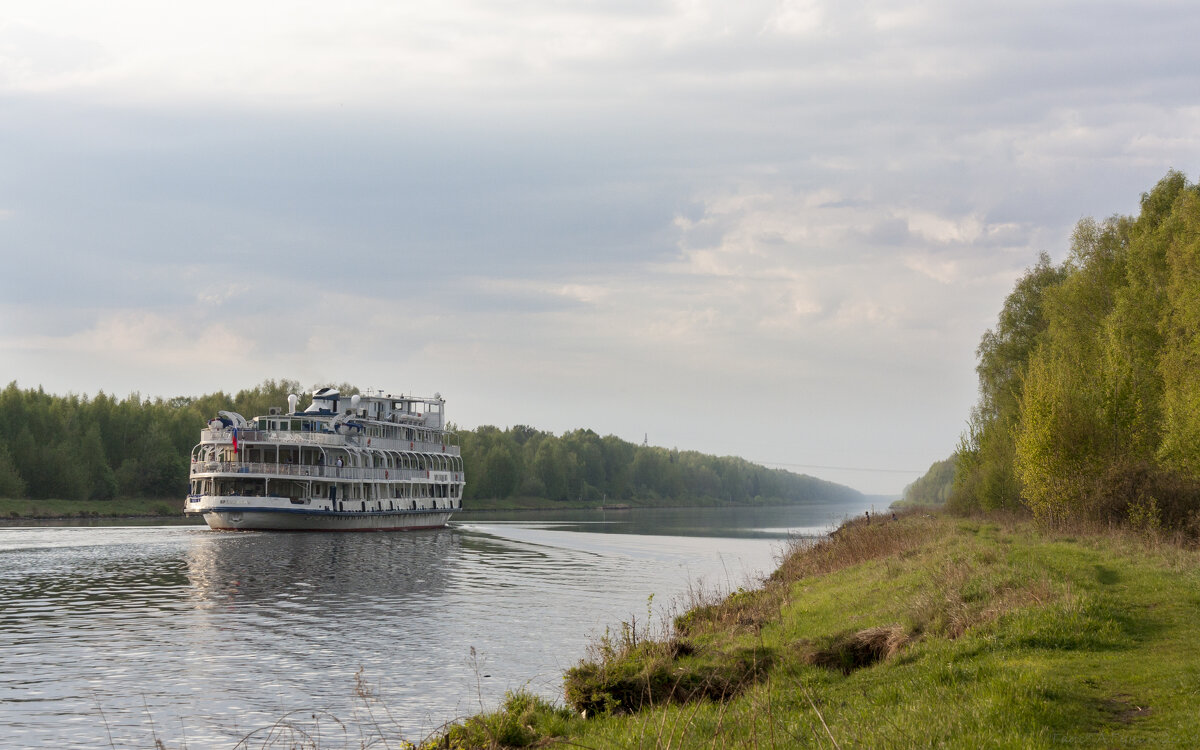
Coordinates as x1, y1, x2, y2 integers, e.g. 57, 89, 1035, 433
232, 427, 239, 452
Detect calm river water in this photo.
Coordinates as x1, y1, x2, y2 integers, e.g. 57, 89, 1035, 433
0, 501, 876, 748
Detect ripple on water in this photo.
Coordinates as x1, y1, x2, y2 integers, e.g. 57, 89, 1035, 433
0, 504, 866, 748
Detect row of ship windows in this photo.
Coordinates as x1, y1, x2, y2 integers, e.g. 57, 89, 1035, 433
192, 480, 460, 500
201, 449, 463, 472
256, 419, 440, 443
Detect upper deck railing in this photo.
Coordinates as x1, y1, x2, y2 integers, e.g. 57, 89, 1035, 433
190, 461, 464, 483
199, 429, 461, 456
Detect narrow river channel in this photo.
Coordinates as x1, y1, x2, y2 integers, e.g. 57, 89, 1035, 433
0, 500, 876, 748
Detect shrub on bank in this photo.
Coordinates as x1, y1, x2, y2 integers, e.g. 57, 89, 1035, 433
422, 690, 571, 749
563, 639, 772, 716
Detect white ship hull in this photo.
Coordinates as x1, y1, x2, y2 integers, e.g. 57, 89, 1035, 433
198, 504, 454, 532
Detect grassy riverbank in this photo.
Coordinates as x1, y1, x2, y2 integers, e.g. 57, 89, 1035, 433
0, 496, 182, 519
429, 511, 1200, 749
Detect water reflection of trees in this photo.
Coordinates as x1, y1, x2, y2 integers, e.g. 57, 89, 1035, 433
0, 554, 188, 620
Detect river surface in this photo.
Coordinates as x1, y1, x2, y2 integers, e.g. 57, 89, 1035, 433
0, 501, 876, 748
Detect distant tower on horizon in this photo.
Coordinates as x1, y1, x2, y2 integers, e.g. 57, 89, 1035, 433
643, 433, 648, 447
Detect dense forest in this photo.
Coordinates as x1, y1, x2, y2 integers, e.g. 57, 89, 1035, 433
456, 425, 860, 506
896, 456, 956, 507
910, 171, 1200, 528
0, 379, 327, 502
0, 379, 860, 508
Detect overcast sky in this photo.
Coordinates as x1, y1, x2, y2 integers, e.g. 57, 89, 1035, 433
3, 1, 1199, 495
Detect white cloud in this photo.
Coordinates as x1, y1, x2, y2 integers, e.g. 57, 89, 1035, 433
869, 3, 930, 31
0, 23, 110, 90
763, 0, 826, 35
2, 309, 254, 373
903, 253, 960, 284
903, 212, 984, 245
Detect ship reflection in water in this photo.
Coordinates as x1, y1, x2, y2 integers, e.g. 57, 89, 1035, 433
184, 526, 458, 604
0, 502, 865, 748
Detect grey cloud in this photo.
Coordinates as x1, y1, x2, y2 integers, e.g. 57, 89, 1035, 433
0, 100, 687, 310
860, 217, 911, 246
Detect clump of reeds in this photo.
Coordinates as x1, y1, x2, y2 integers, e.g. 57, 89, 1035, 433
674, 584, 782, 639
772, 509, 935, 584
675, 511, 939, 643
905, 551, 1057, 639
801, 624, 910, 675
554, 591, 778, 716
422, 690, 573, 749
563, 640, 775, 717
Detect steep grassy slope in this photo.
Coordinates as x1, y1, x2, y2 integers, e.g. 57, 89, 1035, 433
433, 512, 1200, 748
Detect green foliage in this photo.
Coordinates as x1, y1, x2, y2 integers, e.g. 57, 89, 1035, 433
458, 424, 862, 507
953, 252, 1067, 512
1156, 187, 1200, 474
0, 378, 321, 502
0, 379, 860, 509
975, 251, 1069, 419
0, 444, 26, 498
955, 171, 1200, 527
425, 690, 573, 749
900, 455, 956, 506
952, 407, 1024, 512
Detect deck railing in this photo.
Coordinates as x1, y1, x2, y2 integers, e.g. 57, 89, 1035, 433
190, 461, 464, 483
200, 429, 461, 456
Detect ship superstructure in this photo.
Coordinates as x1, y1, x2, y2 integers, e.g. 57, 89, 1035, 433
185, 388, 464, 531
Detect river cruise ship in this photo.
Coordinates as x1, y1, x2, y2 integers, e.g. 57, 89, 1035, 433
185, 388, 464, 531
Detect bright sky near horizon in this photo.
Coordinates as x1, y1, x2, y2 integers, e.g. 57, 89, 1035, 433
2, 1, 1199, 495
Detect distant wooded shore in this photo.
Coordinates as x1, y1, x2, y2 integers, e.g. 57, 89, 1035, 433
0, 379, 864, 515
0, 492, 886, 522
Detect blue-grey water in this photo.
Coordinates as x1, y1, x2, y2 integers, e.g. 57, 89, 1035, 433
0, 501, 875, 748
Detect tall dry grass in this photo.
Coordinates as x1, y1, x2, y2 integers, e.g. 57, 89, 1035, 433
772, 509, 939, 584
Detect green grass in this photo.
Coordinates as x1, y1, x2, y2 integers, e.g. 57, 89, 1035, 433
0, 495, 184, 519
426, 511, 1200, 748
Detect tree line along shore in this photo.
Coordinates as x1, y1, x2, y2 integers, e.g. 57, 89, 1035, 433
0, 379, 861, 518
901, 171, 1200, 536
